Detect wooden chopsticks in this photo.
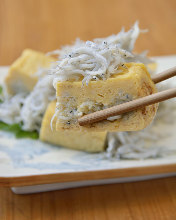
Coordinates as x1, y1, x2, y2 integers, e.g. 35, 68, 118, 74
78, 88, 176, 126
151, 66, 176, 84
78, 66, 176, 126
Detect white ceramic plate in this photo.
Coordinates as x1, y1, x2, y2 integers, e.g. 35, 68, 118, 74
0, 55, 176, 194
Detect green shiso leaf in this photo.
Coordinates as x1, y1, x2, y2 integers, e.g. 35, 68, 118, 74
0, 86, 39, 139
0, 121, 39, 139
15, 130, 39, 139
0, 86, 3, 103
0, 86, 3, 95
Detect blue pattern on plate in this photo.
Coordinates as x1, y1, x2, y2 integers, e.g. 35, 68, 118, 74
0, 130, 129, 175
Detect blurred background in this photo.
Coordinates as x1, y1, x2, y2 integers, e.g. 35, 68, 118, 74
0, 0, 176, 65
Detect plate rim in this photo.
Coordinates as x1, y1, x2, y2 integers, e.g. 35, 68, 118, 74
0, 55, 176, 187
0, 163, 175, 187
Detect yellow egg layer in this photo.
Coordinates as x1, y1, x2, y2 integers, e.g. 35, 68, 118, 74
55, 63, 158, 132
40, 101, 107, 152
5, 49, 56, 95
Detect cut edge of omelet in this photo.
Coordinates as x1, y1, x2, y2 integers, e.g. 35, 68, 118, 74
40, 101, 107, 152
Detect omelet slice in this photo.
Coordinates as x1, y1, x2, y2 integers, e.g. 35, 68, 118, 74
5, 49, 56, 95
40, 101, 107, 152
55, 63, 158, 132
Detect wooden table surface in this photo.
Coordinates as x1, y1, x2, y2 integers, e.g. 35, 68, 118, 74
0, 0, 176, 219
